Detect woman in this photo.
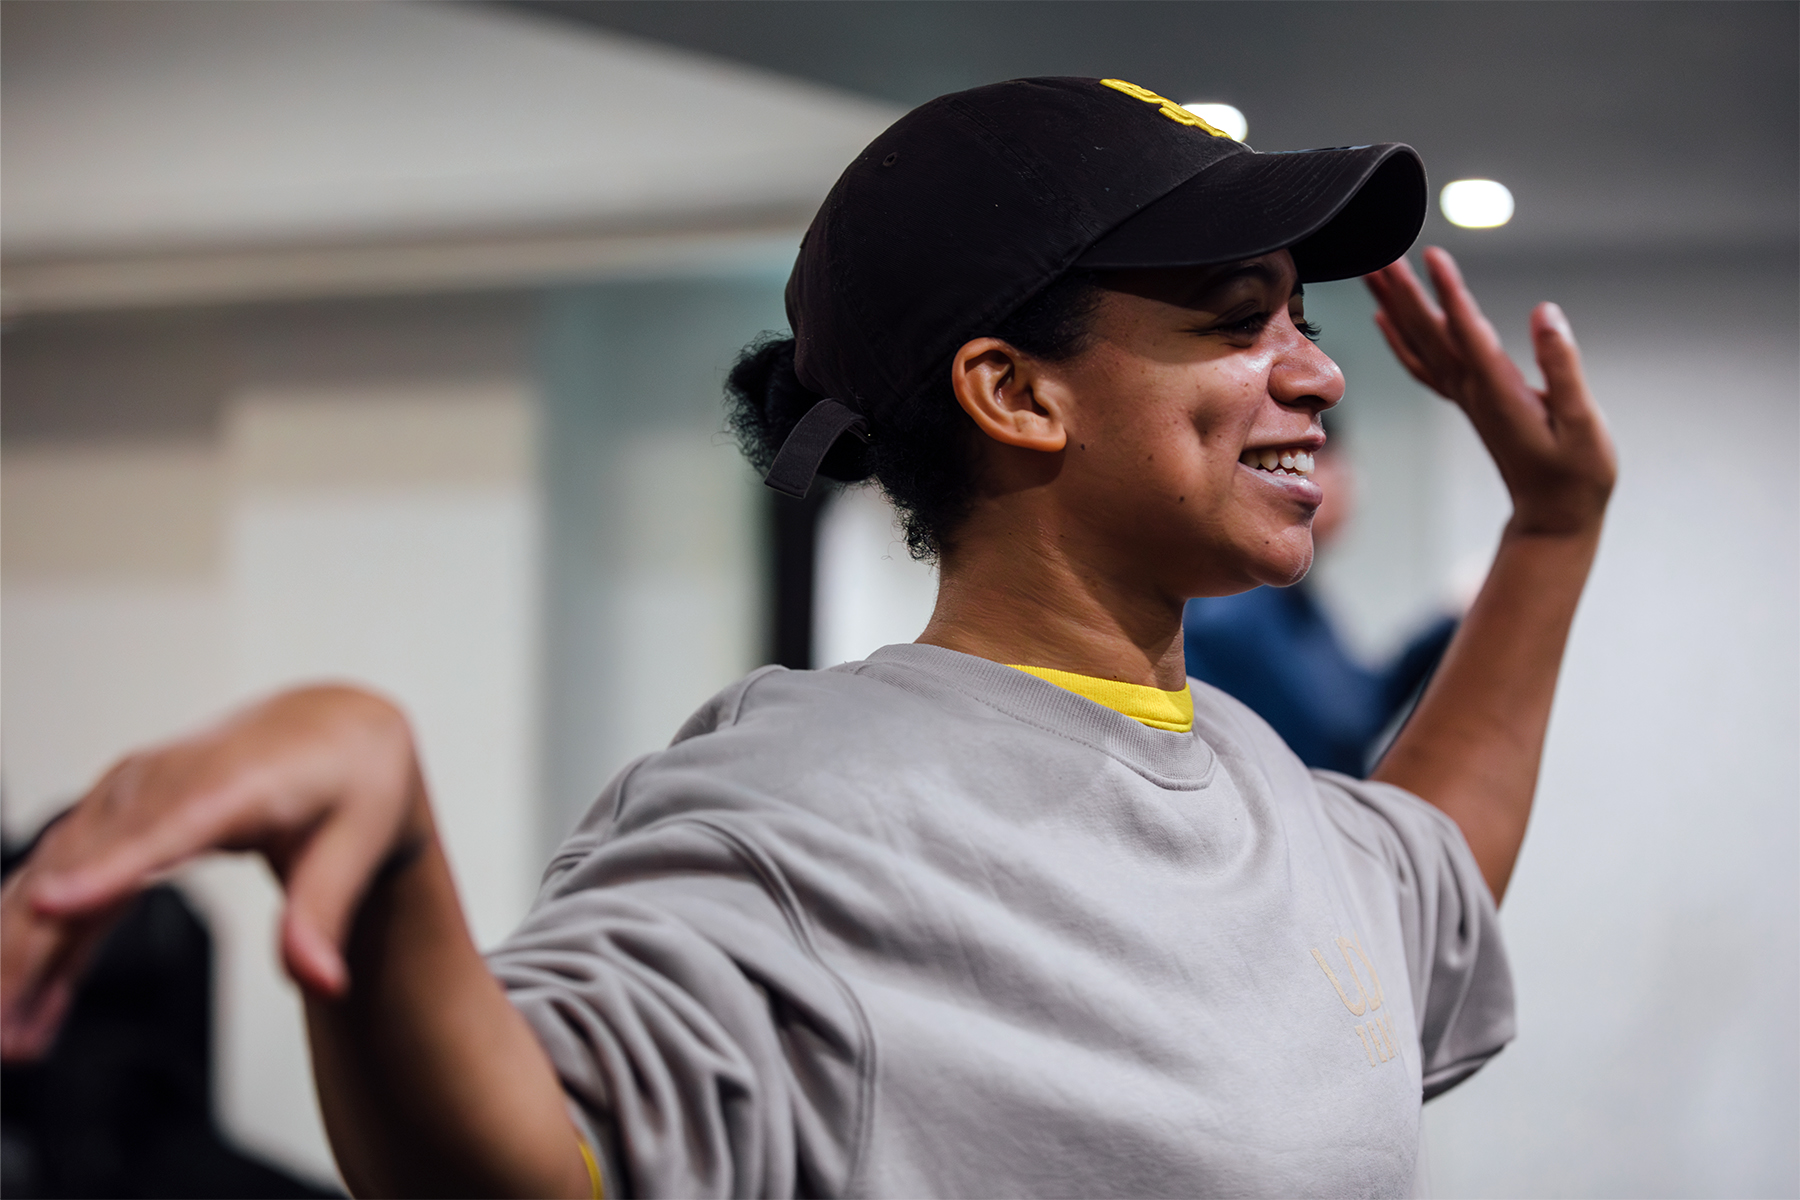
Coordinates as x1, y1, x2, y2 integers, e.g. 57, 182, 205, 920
1, 78, 1613, 1198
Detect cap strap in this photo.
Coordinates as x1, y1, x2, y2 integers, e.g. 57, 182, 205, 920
763, 398, 870, 499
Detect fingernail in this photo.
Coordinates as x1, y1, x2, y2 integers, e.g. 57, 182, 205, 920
1545, 302, 1572, 339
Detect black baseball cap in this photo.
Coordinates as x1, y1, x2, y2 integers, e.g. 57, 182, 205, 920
766, 76, 1426, 497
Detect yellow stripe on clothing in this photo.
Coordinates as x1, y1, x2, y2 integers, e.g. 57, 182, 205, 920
1009, 664, 1195, 733
578, 1138, 604, 1200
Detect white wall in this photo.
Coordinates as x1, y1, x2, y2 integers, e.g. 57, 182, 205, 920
225, 385, 541, 949
3, 443, 232, 830
537, 277, 779, 849
813, 484, 939, 668
2, 296, 545, 1186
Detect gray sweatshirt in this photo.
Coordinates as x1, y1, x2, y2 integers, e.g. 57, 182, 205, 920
489, 643, 1512, 1198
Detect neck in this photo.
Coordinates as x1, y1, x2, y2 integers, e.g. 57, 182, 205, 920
916, 504, 1190, 690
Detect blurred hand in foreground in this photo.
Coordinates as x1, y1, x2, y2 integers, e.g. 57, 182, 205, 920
1, 686, 426, 1061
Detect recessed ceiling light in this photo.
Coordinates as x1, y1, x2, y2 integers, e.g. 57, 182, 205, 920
1182, 102, 1247, 142
1440, 179, 1514, 229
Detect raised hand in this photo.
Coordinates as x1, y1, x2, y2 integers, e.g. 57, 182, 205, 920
1364, 246, 1616, 537
1362, 246, 1618, 901
1, 685, 427, 1061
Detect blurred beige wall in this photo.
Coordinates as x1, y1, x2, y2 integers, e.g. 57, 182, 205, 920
2, 296, 544, 1186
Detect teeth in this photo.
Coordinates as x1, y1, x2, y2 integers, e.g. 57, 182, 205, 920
1240, 447, 1316, 477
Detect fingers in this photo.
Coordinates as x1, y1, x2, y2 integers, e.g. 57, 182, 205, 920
1, 771, 237, 1059
1421, 247, 1509, 371
277, 799, 415, 999
1, 876, 121, 1061
1376, 251, 1614, 535
1424, 250, 1545, 423
1368, 254, 1445, 331
1530, 302, 1598, 427
30, 781, 243, 919
7, 686, 424, 1049
283, 906, 350, 999
1372, 252, 1537, 467
1369, 250, 1537, 406
1529, 301, 1617, 506
1, 973, 76, 1061
1371, 309, 1436, 390
1366, 256, 1478, 399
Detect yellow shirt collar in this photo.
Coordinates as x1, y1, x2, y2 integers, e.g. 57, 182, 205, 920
1008, 664, 1195, 733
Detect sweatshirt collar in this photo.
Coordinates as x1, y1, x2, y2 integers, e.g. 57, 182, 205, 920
853, 643, 1216, 791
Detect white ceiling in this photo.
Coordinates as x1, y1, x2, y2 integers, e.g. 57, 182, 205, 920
524, 0, 1798, 262
1, 1, 898, 263
11, 0, 1787, 313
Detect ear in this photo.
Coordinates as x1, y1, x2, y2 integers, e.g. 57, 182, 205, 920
950, 338, 1068, 453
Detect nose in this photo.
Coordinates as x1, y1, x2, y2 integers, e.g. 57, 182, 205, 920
1269, 321, 1345, 417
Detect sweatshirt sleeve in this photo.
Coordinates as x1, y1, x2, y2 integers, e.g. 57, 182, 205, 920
486, 819, 868, 1199
1310, 771, 1517, 1099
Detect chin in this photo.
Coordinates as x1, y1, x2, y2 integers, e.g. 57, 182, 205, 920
1250, 538, 1316, 589
1165, 526, 1314, 597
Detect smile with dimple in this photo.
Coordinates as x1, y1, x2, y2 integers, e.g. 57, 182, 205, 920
1239, 447, 1317, 477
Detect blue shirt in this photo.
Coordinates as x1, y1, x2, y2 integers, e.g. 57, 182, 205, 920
1183, 586, 1456, 777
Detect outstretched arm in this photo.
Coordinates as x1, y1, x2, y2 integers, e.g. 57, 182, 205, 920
1364, 248, 1617, 902
0, 687, 594, 1198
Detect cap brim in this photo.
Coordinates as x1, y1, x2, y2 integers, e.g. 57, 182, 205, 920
1073, 143, 1426, 282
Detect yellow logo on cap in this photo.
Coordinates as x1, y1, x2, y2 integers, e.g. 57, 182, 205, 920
1100, 78, 1230, 137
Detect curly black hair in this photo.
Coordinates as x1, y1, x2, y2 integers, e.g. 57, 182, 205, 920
725, 269, 1104, 561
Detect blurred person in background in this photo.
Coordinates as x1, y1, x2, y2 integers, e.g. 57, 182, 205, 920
1183, 430, 1459, 776
1, 78, 1613, 1198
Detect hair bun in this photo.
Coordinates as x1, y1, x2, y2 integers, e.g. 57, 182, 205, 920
725, 335, 873, 486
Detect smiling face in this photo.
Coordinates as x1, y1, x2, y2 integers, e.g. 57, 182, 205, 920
1021, 250, 1344, 599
